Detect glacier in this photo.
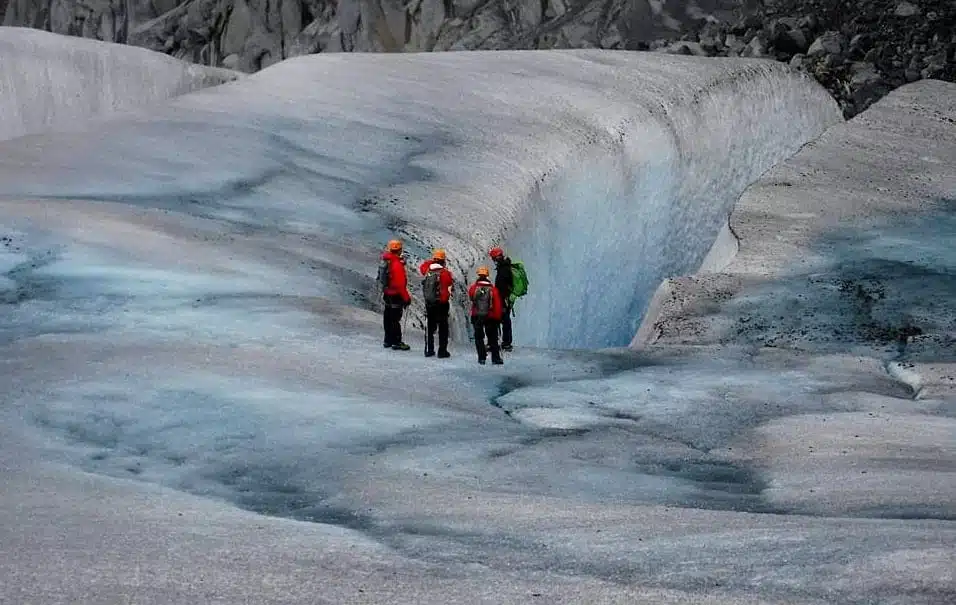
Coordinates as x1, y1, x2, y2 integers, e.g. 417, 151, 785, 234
1, 28, 955, 605
0, 30, 842, 349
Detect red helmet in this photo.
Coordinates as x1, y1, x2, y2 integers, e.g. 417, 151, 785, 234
489, 246, 504, 260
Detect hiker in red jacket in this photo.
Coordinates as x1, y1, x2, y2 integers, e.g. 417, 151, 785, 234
467, 266, 504, 365
379, 239, 411, 351
419, 248, 454, 358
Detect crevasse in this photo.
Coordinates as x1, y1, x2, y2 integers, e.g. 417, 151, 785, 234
503, 65, 845, 349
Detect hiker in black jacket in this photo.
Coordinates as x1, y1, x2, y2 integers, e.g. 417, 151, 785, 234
489, 246, 513, 351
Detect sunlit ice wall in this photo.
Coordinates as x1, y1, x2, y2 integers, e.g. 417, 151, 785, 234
504, 65, 843, 349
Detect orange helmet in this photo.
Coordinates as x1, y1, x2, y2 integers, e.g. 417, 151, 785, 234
387, 239, 402, 252
432, 248, 446, 260
476, 266, 490, 277
489, 247, 504, 260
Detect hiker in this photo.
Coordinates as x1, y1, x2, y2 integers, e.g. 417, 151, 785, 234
419, 248, 454, 358
468, 266, 504, 365
489, 247, 514, 351
378, 239, 411, 351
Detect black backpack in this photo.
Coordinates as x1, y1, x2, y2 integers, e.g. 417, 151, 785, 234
422, 270, 441, 305
377, 258, 390, 289
473, 284, 492, 318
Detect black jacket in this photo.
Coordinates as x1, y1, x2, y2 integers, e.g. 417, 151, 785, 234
494, 257, 513, 301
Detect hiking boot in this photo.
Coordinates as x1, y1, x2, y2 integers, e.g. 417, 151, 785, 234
492, 357, 504, 365
383, 342, 392, 348
501, 344, 513, 352
424, 350, 435, 357
392, 342, 411, 351
478, 358, 486, 365
437, 350, 450, 359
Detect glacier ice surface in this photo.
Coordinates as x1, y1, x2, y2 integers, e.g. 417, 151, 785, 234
1, 30, 954, 605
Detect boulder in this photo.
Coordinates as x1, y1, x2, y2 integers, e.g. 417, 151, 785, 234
221, 53, 240, 70
893, 2, 921, 18
807, 31, 845, 59
741, 35, 767, 58
849, 61, 882, 88
769, 20, 808, 55
724, 33, 745, 55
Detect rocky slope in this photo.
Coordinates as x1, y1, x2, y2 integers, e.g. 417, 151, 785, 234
2, 1, 954, 117
1, 1, 749, 71
659, 0, 956, 116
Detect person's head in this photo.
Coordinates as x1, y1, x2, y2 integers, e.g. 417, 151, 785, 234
432, 248, 447, 265
387, 239, 403, 254
489, 247, 504, 263
476, 266, 490, 280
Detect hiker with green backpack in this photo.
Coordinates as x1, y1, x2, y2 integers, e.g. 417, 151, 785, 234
489, 246, 528, 351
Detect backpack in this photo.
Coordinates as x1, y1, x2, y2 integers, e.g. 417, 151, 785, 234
509, 260, 529, 302
473, 284, 493, 318
377, 258, 391, 290
422, 270, 441, 305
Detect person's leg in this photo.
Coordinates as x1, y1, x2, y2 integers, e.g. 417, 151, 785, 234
500, 303, 513, 350
473, 318, 487, 363
392, 304, 409, 350
383, 296, 398, 347
384, 296, 409, 350
382, 305, 392, 347
437, 302, 450, 357
425, 305, 436, 356
488, 320, 503, 364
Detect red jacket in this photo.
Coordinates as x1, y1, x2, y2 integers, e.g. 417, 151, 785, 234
467, 278, 503, 321
419, 260, 454, 304
381, 251, 410, 302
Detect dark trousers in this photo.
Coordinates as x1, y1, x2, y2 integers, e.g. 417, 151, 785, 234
425, 302, 449, 354
382, 294, 405, 346
472, 317, 502, 363
500, 301, 512, 347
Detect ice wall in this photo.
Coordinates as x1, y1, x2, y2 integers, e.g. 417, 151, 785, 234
0, 27, 239, 142
0, 49, 842, 349
505, 64, 846, 348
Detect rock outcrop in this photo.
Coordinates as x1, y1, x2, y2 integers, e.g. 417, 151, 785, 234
2, 1, 954, 117
1, 1, 748, 71
661, 0, 956, 116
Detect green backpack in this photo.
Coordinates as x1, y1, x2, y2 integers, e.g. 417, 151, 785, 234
509, 261, 529, 305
